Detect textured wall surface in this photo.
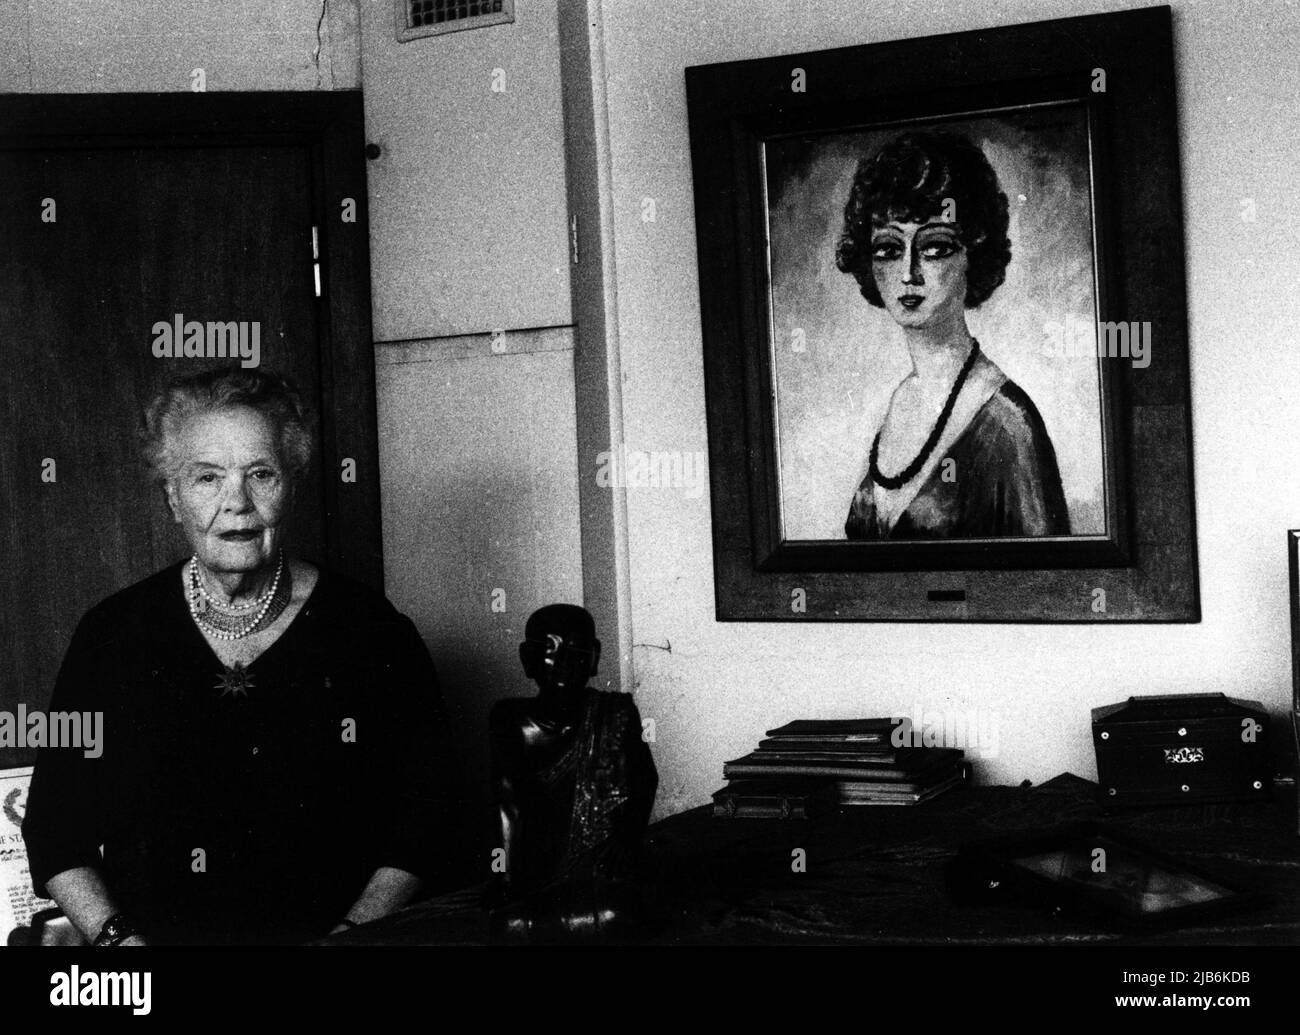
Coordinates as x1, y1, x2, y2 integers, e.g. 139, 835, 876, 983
359, 0, 571, 340
375, 328, 583, 852
0, 0, 360, 92
358, 0, 581, 855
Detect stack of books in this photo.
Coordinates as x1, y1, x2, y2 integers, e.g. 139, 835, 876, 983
712, 718, 968, 817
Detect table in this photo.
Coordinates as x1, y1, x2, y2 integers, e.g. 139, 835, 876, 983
328, 773, 1300, 946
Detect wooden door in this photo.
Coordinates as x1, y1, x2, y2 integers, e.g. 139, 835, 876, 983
0, 93, 379, 768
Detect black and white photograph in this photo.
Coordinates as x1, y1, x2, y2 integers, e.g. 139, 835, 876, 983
0, 0, 1297, 1022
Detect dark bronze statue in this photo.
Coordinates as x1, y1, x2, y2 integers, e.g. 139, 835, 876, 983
487, 604, 657, 941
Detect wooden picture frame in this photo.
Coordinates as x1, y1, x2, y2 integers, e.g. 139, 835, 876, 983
686, 6, 1198, 622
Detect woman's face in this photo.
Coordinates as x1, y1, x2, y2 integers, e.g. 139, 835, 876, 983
165, 405, 291, 575
869, 217, 969, 330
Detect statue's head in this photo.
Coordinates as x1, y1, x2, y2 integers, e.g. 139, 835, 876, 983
519, 604, 601, 702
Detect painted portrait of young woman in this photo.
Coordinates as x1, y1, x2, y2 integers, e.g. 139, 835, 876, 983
764, 106, 1109, 544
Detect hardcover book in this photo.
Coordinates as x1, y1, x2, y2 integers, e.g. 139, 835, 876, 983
723, 747, 962, 782
764, 718, 897, 742
712, 779, 836, 819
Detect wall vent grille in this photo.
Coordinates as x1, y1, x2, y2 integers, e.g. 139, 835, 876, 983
396, 0, 514, 41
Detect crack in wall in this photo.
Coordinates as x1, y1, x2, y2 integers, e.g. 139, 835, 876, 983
312, 0, 328, 89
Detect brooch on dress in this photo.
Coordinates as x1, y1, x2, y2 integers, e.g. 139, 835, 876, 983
216, 663, 256, 699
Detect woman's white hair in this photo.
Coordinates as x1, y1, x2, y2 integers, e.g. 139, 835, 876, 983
139, 366, 314, 485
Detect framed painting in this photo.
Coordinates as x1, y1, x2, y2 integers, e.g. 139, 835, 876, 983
686, 5, 1198, 621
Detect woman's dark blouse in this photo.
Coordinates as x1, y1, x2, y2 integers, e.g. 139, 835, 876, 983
845, 381, 1071, 540
22, 561, 453, 945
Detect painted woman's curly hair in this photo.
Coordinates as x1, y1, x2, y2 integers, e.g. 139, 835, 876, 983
835, 130, 1011, 309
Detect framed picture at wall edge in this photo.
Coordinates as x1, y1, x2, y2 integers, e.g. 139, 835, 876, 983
685, 5, 1198, 622
1286, 531, 1300, 834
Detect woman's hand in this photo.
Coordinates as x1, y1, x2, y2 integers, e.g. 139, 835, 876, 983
44, 867, 133, 947
118, 935, 149, 947
331, 866, 423, 936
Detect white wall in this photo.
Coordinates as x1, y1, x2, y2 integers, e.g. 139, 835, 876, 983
0, 0, 360, 91
359, 0, 571, 339
596, 0, 1300, 816
358, 0, 583, 852
375, 330, 584, 856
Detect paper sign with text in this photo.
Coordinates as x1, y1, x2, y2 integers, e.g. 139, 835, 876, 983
0, 767, 39, 942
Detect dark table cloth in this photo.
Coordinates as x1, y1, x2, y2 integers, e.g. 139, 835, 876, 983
327, 773, 1300, 946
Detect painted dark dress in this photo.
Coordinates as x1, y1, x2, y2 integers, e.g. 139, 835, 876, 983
845, 380, 1070, 540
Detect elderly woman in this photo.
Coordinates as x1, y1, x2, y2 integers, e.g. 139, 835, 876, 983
22, 366, 452, 945
836, 130, 1071, 540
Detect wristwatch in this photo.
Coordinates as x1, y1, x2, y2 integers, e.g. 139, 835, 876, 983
93, 913, 139, 947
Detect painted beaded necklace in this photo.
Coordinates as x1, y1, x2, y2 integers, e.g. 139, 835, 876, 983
868, 338, 980, 491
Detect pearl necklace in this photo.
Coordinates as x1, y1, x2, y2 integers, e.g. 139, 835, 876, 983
194, 557, 278, 615
187, 554, 290, 641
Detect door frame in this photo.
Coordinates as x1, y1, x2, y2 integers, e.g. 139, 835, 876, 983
1, 91, 383, 589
